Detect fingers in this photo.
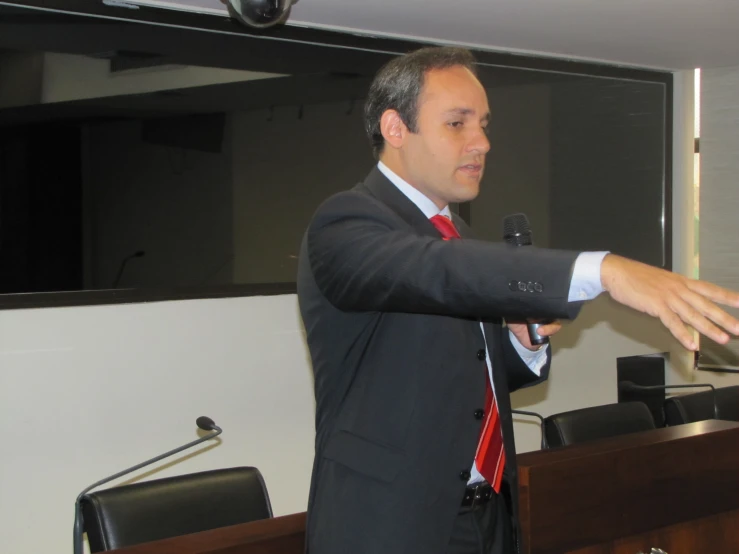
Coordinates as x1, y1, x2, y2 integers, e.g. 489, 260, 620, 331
657, 305, 697, 350
536, 321, 562, 337
667, 295, 727, 346
659, 284, 739, 349
687, 279, 739, 309
679, 289, 739, 339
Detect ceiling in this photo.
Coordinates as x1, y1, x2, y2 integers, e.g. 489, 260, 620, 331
130, 0, 739, 70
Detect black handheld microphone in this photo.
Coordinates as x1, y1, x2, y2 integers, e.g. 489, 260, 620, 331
72, 417, 222, 554
618, 381, 719, 419
511, 409, 548, 450
502, 213, 550, 346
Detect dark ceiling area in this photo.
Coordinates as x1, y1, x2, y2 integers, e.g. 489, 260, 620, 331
0, 3, 398, 76
0, 2, 594, 127
0, 72, 373, 126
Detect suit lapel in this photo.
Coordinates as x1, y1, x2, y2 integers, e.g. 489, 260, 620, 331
452, 211, 477, 240
362, 166, 444, 239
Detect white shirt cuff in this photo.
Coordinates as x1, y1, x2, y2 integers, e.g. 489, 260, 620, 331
509, 329, 549, 376
568, 251, 609, 302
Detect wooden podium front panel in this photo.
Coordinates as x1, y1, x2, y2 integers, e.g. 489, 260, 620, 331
516, 421, 739, 554
567, 510, 739, 554
610, 509, 739, 554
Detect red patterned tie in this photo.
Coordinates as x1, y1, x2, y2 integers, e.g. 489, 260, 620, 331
429, 214, 506, 493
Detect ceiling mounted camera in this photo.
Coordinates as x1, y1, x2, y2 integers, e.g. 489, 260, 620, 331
223, 0, 299, 29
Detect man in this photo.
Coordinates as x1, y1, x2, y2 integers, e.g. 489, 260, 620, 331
297, 47, 739, 554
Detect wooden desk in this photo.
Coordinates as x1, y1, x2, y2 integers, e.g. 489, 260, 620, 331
113, 421, 739, 554
517, 420, 739, 553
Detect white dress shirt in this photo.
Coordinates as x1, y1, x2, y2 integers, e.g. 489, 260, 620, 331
377, 161, 607, 484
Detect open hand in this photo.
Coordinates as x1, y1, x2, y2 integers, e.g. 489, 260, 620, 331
601, 254, 739, 350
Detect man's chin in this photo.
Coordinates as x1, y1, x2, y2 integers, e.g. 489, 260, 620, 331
452, 182, 481, 203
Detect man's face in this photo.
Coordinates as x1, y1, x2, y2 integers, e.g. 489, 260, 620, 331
399, 66, 491, 209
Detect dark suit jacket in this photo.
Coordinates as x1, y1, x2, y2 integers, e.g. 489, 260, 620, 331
297, 167, 583, 554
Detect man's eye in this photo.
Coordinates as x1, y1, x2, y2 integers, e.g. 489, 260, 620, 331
482, 125, 490, 135
448, 121, 463, 128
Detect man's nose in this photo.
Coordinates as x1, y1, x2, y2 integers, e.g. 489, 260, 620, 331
468, 128, 490, 154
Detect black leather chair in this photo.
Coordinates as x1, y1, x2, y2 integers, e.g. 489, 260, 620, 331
544, 401, 656, 448
663, 385, 739, 426
81, 467, 272, 552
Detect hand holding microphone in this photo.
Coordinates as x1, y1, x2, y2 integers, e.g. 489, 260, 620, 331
502, 213, 557, 348
509, 319, 562, 349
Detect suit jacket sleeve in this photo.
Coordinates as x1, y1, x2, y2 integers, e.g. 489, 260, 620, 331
499, 327, 551, 392
307, 190, 584, 321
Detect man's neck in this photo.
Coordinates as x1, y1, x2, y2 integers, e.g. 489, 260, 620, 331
377, 156, 409, 185
377, 160, 451, 219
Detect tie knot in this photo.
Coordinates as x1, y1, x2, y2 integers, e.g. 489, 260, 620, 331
430, 214, 461, 240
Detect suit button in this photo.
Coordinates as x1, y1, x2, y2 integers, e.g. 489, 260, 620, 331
474, 409, 485, 420
527, 281, 535, 292
459, 470, 471, 481
508, 280, 518, 292
517, 281, 527, 292
534, 282, 543, 293
476, 349, 486, 361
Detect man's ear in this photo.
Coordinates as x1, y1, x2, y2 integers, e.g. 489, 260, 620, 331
380, 109, 407, 150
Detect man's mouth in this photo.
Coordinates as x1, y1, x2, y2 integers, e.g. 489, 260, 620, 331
458, 164, 483, 174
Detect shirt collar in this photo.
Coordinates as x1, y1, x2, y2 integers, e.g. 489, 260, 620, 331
377, 161, 452, 220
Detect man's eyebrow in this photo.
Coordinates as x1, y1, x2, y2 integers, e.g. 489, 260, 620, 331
443, 108, 474, 117
444, 108, 491, 122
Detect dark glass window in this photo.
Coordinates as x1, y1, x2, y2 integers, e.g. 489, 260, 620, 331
0, 1, 670, 306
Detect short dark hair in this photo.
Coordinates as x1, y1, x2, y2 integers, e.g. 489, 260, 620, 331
363, 47, 477, 159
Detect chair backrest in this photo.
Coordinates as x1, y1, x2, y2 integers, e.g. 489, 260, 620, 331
81, 466, 272, 552
544, 401, 656, 448
663, 385, 739, 426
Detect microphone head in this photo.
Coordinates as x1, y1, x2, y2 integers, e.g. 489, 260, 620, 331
196, 416, 217, 431
503, 213, 532, 246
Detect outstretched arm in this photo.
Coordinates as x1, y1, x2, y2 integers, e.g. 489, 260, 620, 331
307, 191, 581, 320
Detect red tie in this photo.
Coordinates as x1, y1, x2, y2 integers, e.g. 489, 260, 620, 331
429, 214, 506, 493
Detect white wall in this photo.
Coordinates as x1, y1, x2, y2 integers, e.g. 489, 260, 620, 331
0, 295, 315, 554
669, 70, 699, 381
666, 70, 739, 388
697, 64, 739, 367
